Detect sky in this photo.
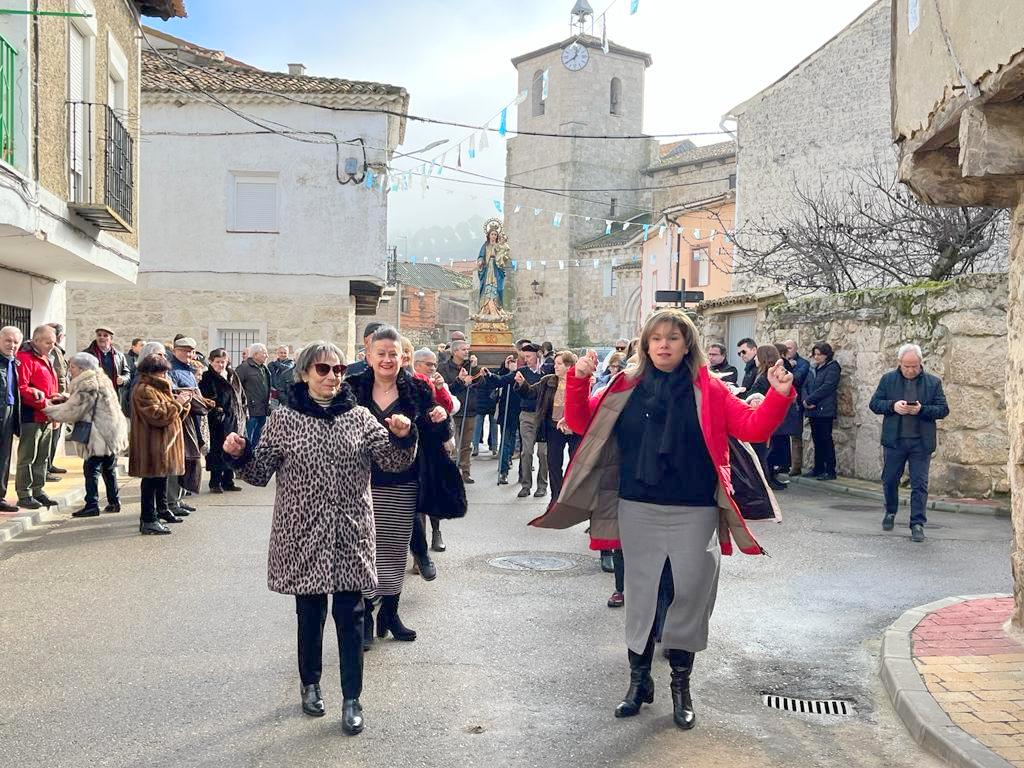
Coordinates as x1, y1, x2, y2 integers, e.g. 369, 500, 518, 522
149, 0, 877, 261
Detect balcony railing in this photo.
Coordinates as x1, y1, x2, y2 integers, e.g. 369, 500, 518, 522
0, 34, 16, 166
66, 101, 134, 231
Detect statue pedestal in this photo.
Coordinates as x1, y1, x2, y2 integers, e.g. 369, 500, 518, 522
470, 319, 515, 367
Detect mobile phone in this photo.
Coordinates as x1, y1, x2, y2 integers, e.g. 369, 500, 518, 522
905, 401, 919, 407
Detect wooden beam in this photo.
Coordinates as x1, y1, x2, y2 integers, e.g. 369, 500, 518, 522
959, 103, 1024, 178
898, 147, 1022, 208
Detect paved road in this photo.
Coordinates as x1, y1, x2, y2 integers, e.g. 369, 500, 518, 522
0, 454, 1011, 768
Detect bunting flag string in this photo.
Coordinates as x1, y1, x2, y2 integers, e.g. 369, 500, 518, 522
630, 0, 639, 14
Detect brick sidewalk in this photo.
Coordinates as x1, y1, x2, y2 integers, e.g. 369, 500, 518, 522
914, 597, 1024, 766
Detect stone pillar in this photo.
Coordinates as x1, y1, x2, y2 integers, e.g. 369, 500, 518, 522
1007, 192, 1024, 627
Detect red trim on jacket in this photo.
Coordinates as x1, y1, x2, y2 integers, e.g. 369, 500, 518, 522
415, 371, 454, 414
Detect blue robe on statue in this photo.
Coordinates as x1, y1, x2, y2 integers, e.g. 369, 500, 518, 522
478, 243, 506, 310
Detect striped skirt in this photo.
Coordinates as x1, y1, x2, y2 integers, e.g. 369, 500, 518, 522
369, 482, 418, 597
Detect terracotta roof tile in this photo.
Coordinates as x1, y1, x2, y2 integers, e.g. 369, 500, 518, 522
396, 262, 473, 291
647, 140, 735, 172
141, 50, 406, 98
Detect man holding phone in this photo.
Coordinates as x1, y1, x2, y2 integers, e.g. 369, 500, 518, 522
869, 343, 949, 542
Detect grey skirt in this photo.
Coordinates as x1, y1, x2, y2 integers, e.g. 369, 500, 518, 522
617, 500, 720, 654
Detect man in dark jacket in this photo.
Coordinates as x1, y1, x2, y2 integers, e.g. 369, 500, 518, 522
512, 343, 548, 498
268, 344, 296, 406
707, 343, 738, 386
439, 339, 478, 482
236, 342, 272, 447
869, 344, 949, 542
783, 339, 812, 475
737, 337, 758, 394
343, 323, 383, 379
83, 327, 131, 414
491, 350, 524, 485
472, 364, 501, 457
0, 326, 23, 511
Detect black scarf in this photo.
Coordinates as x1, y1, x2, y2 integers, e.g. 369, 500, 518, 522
285, 381, 356, 419
634, 364, 698, 486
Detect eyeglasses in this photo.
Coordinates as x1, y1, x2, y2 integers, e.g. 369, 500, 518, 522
312, 363, 346, 377
615, 346, 627, 351
418, 361, 438, 368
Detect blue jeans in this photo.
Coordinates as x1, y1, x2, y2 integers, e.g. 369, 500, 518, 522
882, 438, 931, 527
473, 410, 497, 451
498, 411, 520, 475
246, 416, 266, 448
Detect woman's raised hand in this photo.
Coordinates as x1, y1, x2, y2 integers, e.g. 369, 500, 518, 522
428, 405, 447, 423
385, 414, 412, 438
223, 432, 246, 457
575, 351, 597, 379
767, 359, 794, 397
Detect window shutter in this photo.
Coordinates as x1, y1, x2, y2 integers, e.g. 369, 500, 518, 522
234, 180, 278, 231
68, 26, 86, 196
602, 263, 613, 297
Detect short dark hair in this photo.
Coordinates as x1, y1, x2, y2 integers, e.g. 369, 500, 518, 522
541, 341, 553, 354
370, 325, 401, 345
173, 333, 186, 342
137, 353, 171, 374
812, 342, 834, 360
521, 343, 540, 354
707, 343, 727, 355
515, 338, 532, 350
131, 337, 144, 347
208, 347, 230, 361
737, 337, 756, 350
362, 322, 383, 341
47, 322, 64, 336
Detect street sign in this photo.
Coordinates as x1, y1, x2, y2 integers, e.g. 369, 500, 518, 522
655, 289, 705, 304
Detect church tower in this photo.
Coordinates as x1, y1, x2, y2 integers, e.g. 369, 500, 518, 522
505, 3, 654, 344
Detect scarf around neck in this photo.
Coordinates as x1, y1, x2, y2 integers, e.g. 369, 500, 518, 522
633, 363, 698, 486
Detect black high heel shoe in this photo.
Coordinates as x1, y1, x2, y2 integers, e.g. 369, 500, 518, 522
376, 594, 416, 641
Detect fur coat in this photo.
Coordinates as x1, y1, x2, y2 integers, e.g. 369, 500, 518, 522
128, 373, 188, 478
199, 366, 247, 472
43, 369, 128, 459
231, 382, 418, 595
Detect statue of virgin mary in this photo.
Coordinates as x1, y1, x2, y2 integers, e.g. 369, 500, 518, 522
477, 218, 511, 316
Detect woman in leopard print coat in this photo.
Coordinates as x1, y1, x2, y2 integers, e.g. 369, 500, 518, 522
226, 341, 416, 736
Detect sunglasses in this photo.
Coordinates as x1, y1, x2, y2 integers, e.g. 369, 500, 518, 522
615, 346, 626, 351
312, 363, 346, 377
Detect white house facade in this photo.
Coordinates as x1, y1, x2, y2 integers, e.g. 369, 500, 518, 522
67, 30, 408, 359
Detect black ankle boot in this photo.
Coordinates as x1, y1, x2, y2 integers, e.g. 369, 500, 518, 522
301, 683, 325, 717
376, 594, 416, 641
342, 698, 364, 735
614, 648, 655, 718
667, 649, 696, 730
362, 599, 375, 652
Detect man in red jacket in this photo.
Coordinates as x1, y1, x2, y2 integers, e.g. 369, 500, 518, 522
15, 325, 63, 509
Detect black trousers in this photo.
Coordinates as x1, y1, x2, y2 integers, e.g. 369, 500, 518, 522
295, 592, 364, 699
612, 549, 625, 593
0, 407, 15, 500
139, 476, 167, 523
545, 424, 581, 502
409, 512, 441, 558
209, 466, 235, 489
84, 454, 119, 508
809, 417, 836, 474
767, 434, 792, 473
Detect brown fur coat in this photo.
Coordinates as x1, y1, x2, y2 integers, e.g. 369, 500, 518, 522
129, 374, 188, 478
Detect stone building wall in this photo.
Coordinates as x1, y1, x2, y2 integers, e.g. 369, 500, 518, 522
746, 273, 1008, 498
730, 0, 893, 292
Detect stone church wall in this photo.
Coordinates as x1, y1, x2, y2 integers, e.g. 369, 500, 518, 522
746, 273, 1008, 498
732, 0, 894, 292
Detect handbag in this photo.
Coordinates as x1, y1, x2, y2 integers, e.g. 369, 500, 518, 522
68, 395, 99, 444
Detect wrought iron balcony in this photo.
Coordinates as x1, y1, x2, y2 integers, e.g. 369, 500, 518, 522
66, 102, 134, 232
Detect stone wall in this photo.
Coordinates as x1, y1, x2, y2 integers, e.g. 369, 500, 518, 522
731, 0, 894, 293
751, 273, 1009, 498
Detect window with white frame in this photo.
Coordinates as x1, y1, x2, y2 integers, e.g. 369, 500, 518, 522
67, 3, 96, 203
692, 247, 710, 287
106, 32, 128, 117
230, 172, 279, 232
602, 262, 617, 297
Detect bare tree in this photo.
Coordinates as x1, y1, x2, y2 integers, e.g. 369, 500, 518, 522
721, 164, 1009, 296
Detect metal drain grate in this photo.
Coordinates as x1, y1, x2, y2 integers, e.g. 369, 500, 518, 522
762, 694, 855, 716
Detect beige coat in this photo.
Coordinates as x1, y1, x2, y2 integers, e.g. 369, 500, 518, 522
43, 369, 128, 459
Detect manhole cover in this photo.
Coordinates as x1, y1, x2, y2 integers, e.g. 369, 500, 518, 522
762, 693, 855, 716
488, 554, 577, 572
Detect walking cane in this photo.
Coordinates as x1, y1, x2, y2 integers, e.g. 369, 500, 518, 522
497, 380, 511, 484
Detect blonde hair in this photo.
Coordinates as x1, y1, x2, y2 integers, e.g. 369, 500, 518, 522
556, 350, 578, 367
626, 308, 707, 382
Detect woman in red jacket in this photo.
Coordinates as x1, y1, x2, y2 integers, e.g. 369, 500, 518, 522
530, 308, 794, 730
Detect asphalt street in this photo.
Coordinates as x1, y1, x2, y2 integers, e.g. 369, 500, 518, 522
0, 453, 1012, 768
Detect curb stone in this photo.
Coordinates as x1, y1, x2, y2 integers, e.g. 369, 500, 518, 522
882, 596, 1017, 768
790, 476, 1009, 517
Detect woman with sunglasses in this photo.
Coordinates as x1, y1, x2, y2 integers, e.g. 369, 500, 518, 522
223, 341, 416, 736
347, 326, 454, 648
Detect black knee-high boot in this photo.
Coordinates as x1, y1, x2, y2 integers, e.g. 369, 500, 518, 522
615, 635, 655, 718
667, 649, 696, 730
376, 594, 416, 641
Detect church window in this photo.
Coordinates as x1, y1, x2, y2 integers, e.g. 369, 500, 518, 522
610, 77, 622, 116
532, 70, 545, 116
